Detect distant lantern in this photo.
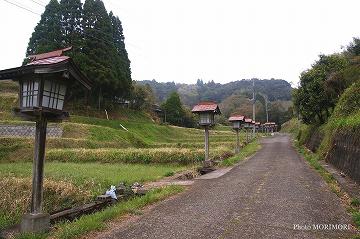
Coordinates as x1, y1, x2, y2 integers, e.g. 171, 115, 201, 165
0, 47, 92, 233
243, 118, 253, 143
229, 115, 245, 153
264, 122, 270, 133
243, 118, 253, 129
192, 102, 221, 167
229, 115, 245, 130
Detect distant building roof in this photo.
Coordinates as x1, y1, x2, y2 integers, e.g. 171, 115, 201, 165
255, 122, 260, 125
229, 115, 245, 122
191, 102, 221, 114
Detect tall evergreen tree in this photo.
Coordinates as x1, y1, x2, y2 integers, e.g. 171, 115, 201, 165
161, 92, 186, 126
25, 0, 133, 107
82, 0, 127, 105
109, 11, 132, 98
26, 0, 62, 56
60, 0, 83, 47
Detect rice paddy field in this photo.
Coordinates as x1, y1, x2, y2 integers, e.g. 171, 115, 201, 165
0, 80, 257, 231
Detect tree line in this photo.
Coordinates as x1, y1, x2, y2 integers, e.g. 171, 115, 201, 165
25, 0, 131, 107
138, 78, 292, 107
293, 38, 360, 124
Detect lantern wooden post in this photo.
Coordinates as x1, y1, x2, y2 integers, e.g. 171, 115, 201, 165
246, 128, 249, 143
31, 115, 47, 214
0, 47, 92, 233
229, 115, 244, 154
235, 129, 240, 153
191, 102, 221, 168
204, 125, 210, 162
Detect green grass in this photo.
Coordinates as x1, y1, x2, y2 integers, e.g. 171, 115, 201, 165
220, 139, 261, 166
0, 162, 188, 230
0, 162, 187, 196
44, 147, 235, 165
50, 186, 184, 239
352, 212, 360, 228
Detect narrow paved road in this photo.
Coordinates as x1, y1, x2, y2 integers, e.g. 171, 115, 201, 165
99, 134, 357, 239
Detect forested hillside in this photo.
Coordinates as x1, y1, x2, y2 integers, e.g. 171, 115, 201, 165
138, 78, 293, 126
138, 78, 292, 106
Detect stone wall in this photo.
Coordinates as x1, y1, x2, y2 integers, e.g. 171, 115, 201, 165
325, 129, 360, 183
0, 124, 63, 138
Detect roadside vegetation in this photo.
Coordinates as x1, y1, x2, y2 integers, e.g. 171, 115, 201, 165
281, 37, 360, 229
221, 140, 261, 166
15, 186, 184, 239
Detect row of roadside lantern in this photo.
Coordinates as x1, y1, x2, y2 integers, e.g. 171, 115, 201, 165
192, 102, 278, 168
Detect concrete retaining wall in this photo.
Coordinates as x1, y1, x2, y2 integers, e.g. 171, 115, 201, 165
325, 128, 360, 183
0, 124, 63, 138
305, 129, 323, 153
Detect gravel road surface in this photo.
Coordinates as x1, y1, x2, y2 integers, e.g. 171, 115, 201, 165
98, 134, 357, 239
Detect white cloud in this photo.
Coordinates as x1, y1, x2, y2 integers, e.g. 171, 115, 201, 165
0, 0, 359, 85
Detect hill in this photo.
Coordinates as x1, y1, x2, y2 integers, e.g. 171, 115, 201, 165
137, 79, 292, 107
138, 79, 293, 126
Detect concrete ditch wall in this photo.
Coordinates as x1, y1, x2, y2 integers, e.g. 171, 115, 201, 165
325, 129, 360, 184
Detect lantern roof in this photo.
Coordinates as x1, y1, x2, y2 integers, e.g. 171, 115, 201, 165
228, 115, 245, 122
28, 46, 72, 61
244, 118, 252, 123
0, 47, 92, 90
191, 101, 221, 115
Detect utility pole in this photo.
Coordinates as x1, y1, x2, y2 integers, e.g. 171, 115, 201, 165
252, 79, 256, 138
265, 95, 269, 123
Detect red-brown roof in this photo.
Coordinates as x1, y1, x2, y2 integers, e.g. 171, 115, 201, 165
28, 46, 72, 61
191, 102, 221, 114
0, 47, 92, 90
228, 115, 245, 122
244, 118, 252, 123
27, 56, 70, 66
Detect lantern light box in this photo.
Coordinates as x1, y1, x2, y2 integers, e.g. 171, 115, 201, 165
192, 102, 221, 126
20, 78, 67, 111
228, 115, 245, 129
243, 118, 253, 128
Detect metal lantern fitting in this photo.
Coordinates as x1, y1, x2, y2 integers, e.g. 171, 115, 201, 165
229, 115, 245, 153
0, 47, 92, 233
192, 102, 221, 166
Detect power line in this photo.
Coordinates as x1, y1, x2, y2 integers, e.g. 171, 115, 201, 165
2, 0, 41, 16
28, 0, 45, 7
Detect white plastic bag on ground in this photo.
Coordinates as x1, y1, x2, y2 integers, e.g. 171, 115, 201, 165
105, 185, 117, 200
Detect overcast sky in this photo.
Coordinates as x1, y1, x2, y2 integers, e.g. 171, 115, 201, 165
0, 0, 359, 86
